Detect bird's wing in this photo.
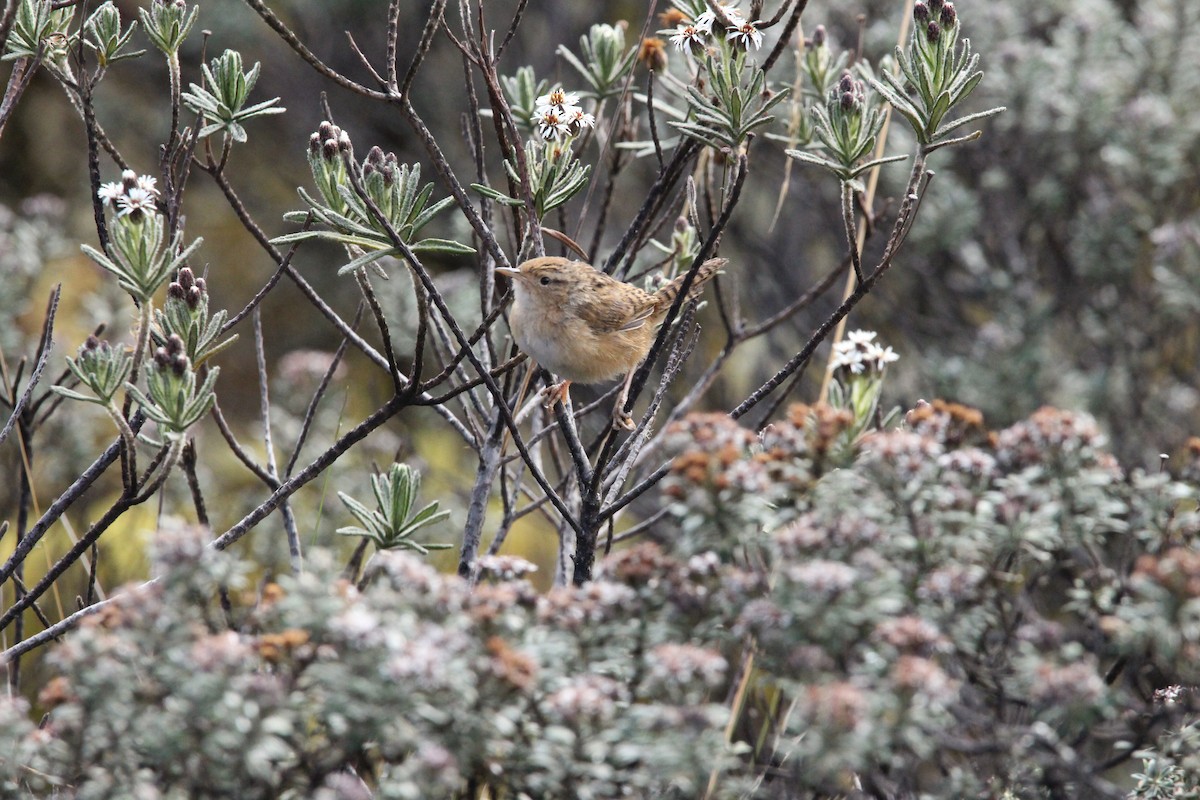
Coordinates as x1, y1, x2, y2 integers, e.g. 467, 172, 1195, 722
570, 289, 656, 335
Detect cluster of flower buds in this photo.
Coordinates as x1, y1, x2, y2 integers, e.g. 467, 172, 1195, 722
309, 120, 352, 163
665, 3, 763, 54
834, 70, 867, 114
914, 0, 958, 45
154, 265, 235, 367
132, 328, 219, 436
306, 121, 353, 213
165, 266, 206, 311
97, 170, 160, 220
363, 146, 401, 186
279, 120, 471, 269
153, 333, 191, 378
533, 88, 596, 142
60, 335, 132, 405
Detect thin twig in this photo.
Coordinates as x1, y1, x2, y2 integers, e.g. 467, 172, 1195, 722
210, 401, 277, 486
210, 394, 408, 550
253, 309, 302, 573
1, 582, 161, 663
0, 286, 59, 448
0, 414, 144, 587
760, 0, 808, 74
399, 0, 448, 99
285, 307, 361, 477
0, 456, 175, 632
353, 270, 407, 394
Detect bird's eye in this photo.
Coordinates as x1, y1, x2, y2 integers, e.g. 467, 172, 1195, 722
539, 276, 551, 286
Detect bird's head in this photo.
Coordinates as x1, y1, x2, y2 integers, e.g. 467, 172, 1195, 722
495, 257, 586, 305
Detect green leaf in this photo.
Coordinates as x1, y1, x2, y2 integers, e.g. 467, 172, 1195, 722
49, 385, 106, 405
336, 248, 395, 276
410, 238, 476, 255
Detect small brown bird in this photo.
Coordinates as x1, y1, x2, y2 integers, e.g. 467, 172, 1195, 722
496, 256, 726, 429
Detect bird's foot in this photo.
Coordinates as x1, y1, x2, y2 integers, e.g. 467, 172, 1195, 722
612, 406, 636, 431
540, 380, 572, 410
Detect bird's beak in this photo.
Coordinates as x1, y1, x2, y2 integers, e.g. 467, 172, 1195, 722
495, 266, 521, 278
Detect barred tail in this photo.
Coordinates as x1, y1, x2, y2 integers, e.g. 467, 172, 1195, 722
655, 257, 727, 309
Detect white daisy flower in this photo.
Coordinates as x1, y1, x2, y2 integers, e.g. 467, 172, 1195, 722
696, 4, 746, 34
566, 107, 595, 135
868, 344, 900, 367
669, 23, 708, 52
830, 342, 866, 374
536, 88, 580, 111
846, 329, 878, 345
97, 182, 124, 206
116, 187, 157, 217
536, 109, 570, 141
135, 175, 160, 196
726, 20, 764, 50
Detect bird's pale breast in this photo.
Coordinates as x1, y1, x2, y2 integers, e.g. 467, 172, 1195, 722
510, 290, 652, 384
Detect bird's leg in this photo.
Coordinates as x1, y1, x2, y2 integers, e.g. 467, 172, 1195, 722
540, 379, 573, 410
611, 370, 637, 431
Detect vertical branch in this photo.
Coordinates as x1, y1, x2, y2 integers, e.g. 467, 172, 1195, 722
841, 180, 865, 284
181, 438, 209, 527
398, 0, 448, 99
0, 53, 38, 144
8, 416, 34, 691
254, 309, 303, 573
353, 270, 407, 395
163, 51, 183, 181
79, 68, 111, 252
385, 0, 401, 90
459, 414, 503, 580
0, 0, 19, 49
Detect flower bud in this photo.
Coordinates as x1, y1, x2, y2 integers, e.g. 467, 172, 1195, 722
639, 37, 668, 72
658, 8, 687, 27
940, 3, 957, 28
